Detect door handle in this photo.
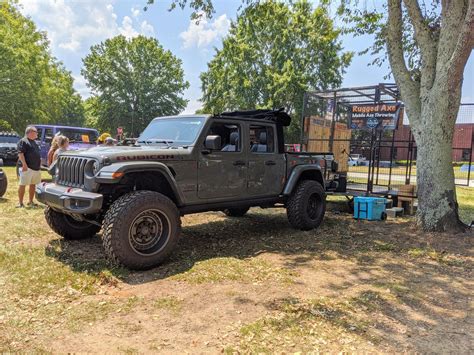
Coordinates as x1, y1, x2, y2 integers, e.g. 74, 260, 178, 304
233, 160, 246, 166
265, 160, 276, 166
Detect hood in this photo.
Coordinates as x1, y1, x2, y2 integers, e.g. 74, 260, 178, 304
0, 143, 17, 149
60, 144, 193, 163
68, 142, 97, 150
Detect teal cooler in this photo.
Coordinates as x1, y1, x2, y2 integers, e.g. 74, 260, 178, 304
354, 197, 387, 220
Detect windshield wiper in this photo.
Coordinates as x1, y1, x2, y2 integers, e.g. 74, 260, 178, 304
137, 139, 174, 147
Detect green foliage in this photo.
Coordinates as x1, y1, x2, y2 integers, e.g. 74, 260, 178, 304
0, 119, 13, 131
81, 35, 189, 136
199, 0, 352, 142
337, 1, 441, 79
0, 2, 85, 132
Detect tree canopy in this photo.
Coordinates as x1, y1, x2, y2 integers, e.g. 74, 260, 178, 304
81, 35, 189, 136
199, 0, 352, 141
0, 2, 84, 133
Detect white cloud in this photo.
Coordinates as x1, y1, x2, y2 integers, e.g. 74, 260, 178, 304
21, 0, 119, 52
180, 13, 230, 49
19, 0, 156, 99
119, 16, 139, 39
131, 7, 140, 18
140, 20, 155, 37
20, 0, 155, 53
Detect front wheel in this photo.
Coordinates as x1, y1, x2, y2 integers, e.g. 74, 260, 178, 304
45, 207, 101, 239
102, 191, 181, 270
287, 180, 326, 231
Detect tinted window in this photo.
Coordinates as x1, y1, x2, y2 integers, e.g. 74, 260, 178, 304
36, 128, 43, 141
45, 128, 54, 143
0, 135, 20, 144
249, 125, 274, 153
56, 129, 99, 144
206, 122, 241, 152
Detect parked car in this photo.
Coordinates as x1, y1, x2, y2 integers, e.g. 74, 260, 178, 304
0, 159, 7, 197
33, 125, 99, 167
37, 109, 343, 270
0, 132, 20, 164
348, 154, 367, 167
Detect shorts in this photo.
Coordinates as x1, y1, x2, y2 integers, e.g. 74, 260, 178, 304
19, 168, 42, 186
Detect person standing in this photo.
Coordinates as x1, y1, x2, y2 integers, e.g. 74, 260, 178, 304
47, 135, 60, 167
17, 126, 41, 208
52, 135, 69, 163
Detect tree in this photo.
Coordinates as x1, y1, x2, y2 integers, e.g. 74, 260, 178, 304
0, 119, 12, 131
338, 0, 472, 232
0, 2, 85, 132
151, 0, 473, 232
81, 35, 189, 136
199, 0, 352, 141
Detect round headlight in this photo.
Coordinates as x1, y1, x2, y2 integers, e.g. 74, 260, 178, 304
93, 161, 100, 175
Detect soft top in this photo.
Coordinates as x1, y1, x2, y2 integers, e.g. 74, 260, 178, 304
33, 124, 99, 132
217, 108, 292, 127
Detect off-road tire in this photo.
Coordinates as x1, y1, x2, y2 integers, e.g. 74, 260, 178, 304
287, 180, 326, 231
0, 174, 7, 198
102, 190, 181, 270
45, 207, 100, 239
223, 207, 249, 217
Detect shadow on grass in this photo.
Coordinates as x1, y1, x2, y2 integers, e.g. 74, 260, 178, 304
44, 206, 472, 285
44, 205, 473, 352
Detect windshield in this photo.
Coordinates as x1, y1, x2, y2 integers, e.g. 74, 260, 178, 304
57, 129, 99, 144
0, 136, 20, 144
138, 117, 206, 145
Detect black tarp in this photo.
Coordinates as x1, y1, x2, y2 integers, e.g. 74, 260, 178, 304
218, 108, 292, 127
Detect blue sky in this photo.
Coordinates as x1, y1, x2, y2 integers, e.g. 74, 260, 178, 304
20, 0, 473, 114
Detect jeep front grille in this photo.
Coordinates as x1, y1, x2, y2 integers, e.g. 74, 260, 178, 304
56, 156, 92, 187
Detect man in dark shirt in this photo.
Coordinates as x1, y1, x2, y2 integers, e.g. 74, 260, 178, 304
17, 126, 41, 208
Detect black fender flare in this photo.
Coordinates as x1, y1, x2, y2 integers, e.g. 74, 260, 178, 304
95, 161, 184, 205
283, 165, 325, 196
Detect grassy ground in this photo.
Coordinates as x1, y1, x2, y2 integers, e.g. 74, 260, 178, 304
0, 166, 472, 352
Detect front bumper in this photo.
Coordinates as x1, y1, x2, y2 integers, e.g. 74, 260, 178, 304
0, 152, 18, 161
36, 183, 103, 214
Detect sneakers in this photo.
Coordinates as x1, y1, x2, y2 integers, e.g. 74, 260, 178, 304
16, 203, 25, 208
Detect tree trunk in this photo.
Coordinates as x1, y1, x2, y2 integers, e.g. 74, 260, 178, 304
410, 87, 467, 232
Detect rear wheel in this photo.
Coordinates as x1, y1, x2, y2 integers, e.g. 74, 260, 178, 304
45, 207, 100, 239
102, 191, 181, 270
223, 207, 249, 217
287, 180, 326, 231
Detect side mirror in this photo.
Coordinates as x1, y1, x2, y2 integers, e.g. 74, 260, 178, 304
204, 135, 221, 150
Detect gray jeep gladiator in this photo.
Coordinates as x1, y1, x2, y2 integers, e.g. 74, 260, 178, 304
37, 109, 341, 270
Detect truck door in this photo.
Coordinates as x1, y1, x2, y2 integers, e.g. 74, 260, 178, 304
247, 124, 286, 197
198, 120, 247, 200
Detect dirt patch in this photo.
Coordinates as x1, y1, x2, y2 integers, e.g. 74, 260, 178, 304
0, 170, 472, 354
36, 208, 473, 353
